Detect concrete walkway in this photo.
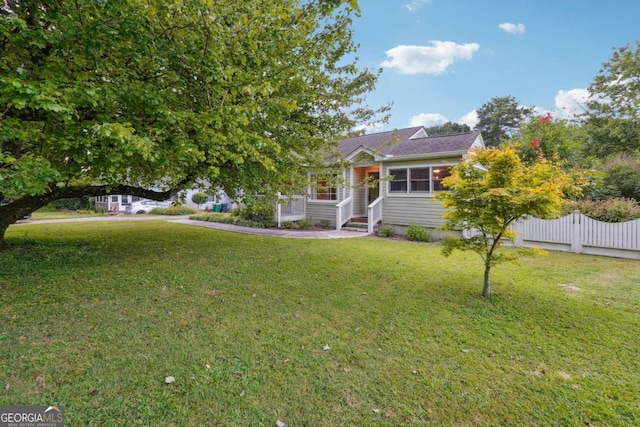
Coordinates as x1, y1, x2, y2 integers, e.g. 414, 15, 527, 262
15, 215, 370, 239
169, 219, 370, 239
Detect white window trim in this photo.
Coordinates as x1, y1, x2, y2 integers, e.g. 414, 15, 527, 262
387, 164, 452, 197
308, 175, 339, 202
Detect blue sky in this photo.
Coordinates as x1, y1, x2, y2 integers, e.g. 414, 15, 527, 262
350, 0, 640, 132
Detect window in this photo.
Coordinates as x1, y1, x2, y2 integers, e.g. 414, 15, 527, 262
432, 167, 452, 191
132, 196, 141, 202
410, 168, 430, 193
96, 196, 106, 203
111, 195, 118, 202
388, 166, 452, 194
310, 176, 337, 201
389, 169, 407, 193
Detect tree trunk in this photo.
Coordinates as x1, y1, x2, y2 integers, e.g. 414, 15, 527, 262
0, 182, 188, 251
482, 264, 491, 298
0, 220, 10, 251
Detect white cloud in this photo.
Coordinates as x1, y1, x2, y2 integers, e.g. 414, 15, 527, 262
408, 110, 478, 129
554, 88, 590, 119
457, 110, 479, 128
381, 41, 480, 75
498, 23, 526, 35
354, 122, 386, 134
526, 89, 590, 122
410, 113, 448, 127
405, 0, 430, 11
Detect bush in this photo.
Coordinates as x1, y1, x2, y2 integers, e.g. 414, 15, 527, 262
189, 213, 217, 221
220, 216, 237, 224
76, 209, 94, 215
281, 218, 313, 230
318, 220, 332, 229
95, 207, 105, 215
602, 154, 640, 201
563, 198, 640, 222
406, 224, 432, 242
377, 224, 395, 238
151, 206, 199, 215
191, 192, 208, 208
297, 218, 313, 230
189, 212, 265, 228
238, 199, 274, 225
50, 197, 91, 210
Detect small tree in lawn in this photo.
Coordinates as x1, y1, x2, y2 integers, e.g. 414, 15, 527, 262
191, 192, 208, 210
437, 146, 573, 297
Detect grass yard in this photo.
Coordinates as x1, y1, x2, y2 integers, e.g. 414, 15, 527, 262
1, 221, 639, 426
29, 210, 101, 221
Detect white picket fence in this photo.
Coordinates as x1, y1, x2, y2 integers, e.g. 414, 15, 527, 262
466, 210, 640, 260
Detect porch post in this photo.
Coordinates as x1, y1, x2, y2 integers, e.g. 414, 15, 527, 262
349, 166, 354, 199
379, 160, 384, 198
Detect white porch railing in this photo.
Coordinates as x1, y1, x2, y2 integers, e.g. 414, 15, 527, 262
367, 196, 384, 234
465, 210, 640, 260
336, 197, 353, 230
275, 195, 306, 227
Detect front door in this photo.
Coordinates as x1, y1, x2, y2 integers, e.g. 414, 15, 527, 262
366, 171, 380, 206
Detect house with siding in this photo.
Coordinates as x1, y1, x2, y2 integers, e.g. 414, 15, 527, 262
96, 126, 483, 229
95, 187, 234, 213
286, 126, 484, 233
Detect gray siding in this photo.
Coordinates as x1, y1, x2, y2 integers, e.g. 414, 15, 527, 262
307, 203, 336, 226
382, 197, 446, 228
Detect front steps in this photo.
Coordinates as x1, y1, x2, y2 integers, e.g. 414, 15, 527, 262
342, 217, 370, 233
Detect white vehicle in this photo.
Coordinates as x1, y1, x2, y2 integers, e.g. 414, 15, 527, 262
126, 200, 172, 214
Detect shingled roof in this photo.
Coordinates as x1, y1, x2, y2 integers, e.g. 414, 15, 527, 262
339, 126, 482, 159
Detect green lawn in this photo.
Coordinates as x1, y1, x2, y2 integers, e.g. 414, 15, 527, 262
1, 221, 639, 426
29, 210, 102, 220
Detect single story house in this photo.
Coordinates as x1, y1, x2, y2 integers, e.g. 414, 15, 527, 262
95, 126, 483, 231
278, 126, 484, 233
95, 194, 146, 213
95, 188, 235, 213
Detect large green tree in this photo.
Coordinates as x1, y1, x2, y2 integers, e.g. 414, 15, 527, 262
425, 121, 470, 136
438, 147, 573, 298
585, 41, 640, 157
474, 95, 534, 147
0, 0, 382, 249
512, 113, 588, 167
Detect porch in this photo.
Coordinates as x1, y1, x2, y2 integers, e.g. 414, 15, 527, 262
335, 195, 383, 234
274, 195, 307, 227
278, 164, 385, 233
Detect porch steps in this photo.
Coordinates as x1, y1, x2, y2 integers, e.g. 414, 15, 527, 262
342, 217, 370, 232
349, 216, 368, 224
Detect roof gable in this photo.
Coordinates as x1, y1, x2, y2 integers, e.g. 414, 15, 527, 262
344, 146, 378, 162
338, 127, 482, 160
